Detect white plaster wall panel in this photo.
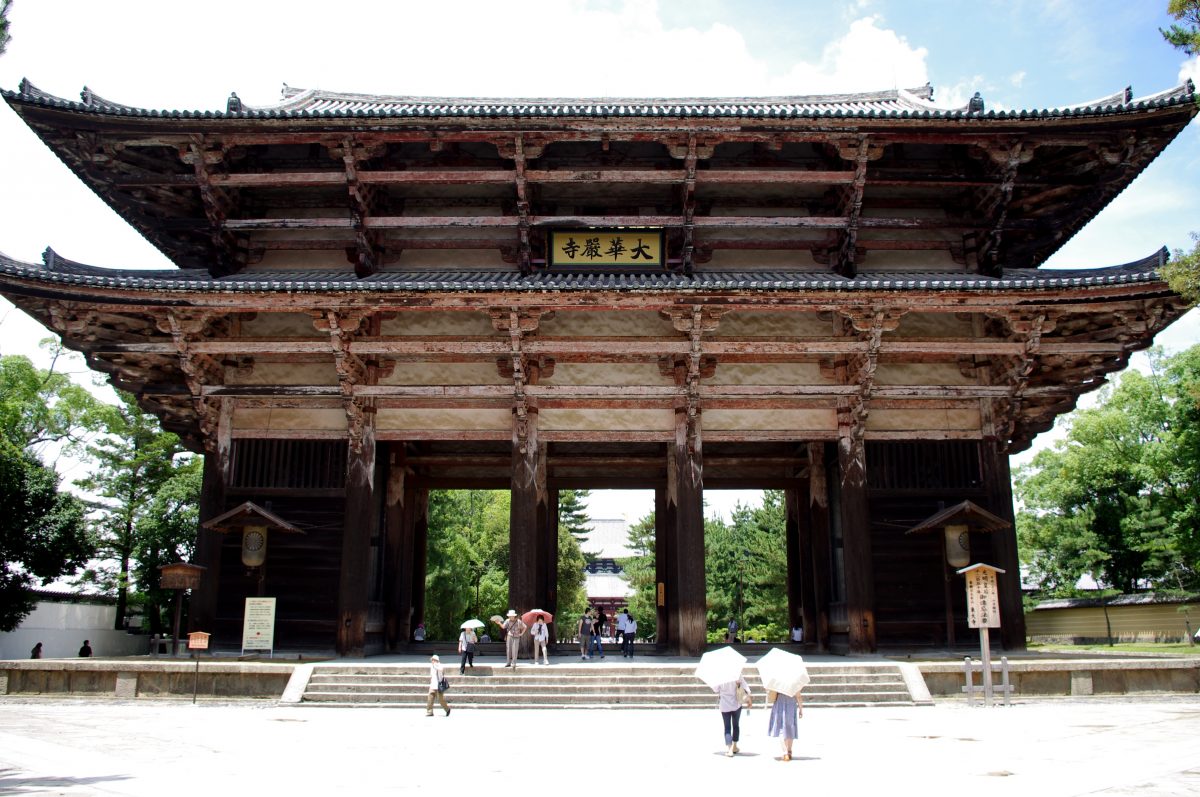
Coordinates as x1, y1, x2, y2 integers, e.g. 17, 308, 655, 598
858, 250, 959, 269
252, 250, 354, 269
706, 362, 831, 386
894, 313, 975, 338
540, 408, 674, 431
225, 362, 338, 386
239, 312, 319, 337
717, 311, 830, 338
233, 407, 347, 431
874, 362, 976, 386
703, 408, 837, 431
377, 408, 511, 431
380, 362, 509, 386
866, 408, 981, 431
380, 311, 497, 337
545, 363, 667, 386
538, 311, 675, 338
702, 250, 821, 268
394, 249, 509, 268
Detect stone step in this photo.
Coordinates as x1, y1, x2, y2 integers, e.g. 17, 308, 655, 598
300, 690, 916, 706
304, 679, 904, 695
305, 672, 904, 687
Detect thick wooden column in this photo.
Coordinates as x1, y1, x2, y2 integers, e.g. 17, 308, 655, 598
654, 486, 671, 647
838, 434, 876, 654
981, 440, 1027, 650
383, 449, 406, 651
786, 485, 812, 641
509, 408, 548, 614
337, 409, 378, 657
543, 488, 559, 631
806, 442, 833, 651
669, 406, 707, 656
190, 398, 231, 635
408, 488, 429, 635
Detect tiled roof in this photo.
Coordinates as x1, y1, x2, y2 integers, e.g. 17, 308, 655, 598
0, 248, 1171, 295
6, 79, 1195, 121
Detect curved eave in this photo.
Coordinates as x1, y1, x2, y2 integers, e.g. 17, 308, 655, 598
0, 248, 1181, 300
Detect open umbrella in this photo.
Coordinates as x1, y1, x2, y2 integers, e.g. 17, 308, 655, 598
521, 609, 554, 626
460, 619, 485, 630
694, 646, 747, 690
754, 647, 811, 697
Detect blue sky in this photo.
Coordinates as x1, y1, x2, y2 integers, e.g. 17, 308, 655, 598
0, 0, 1196, 521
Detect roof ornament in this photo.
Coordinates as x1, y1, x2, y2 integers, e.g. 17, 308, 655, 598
80, 86, 94, 106
968, 92, 985, 113
1123, 86, 1133, 104
17, 77, 30, 95
227, 92, 242, 113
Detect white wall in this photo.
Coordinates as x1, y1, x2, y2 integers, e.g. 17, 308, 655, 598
0, 601, 149, 660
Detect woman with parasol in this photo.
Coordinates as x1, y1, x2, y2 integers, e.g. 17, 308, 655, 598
458, 619, 483, 674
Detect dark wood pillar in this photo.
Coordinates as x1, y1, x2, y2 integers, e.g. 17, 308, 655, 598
654, 486, 671, 647
509, 408, 547, 614
806, 442, 832, 651
383, 449, 406, 651
838, 434, 876, 654
337, 410, 378, 657
190, 398, 231, 635
543, 488, 559, 636
981, 440, 1026, 650
787, 485, 814, 642
669, 407, 707, 656
408, 488, 429, 636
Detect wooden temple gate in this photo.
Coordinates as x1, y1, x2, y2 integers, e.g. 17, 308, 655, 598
1, 78, 1194, 656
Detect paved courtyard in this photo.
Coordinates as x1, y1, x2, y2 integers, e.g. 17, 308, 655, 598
1, 696, 1199, 796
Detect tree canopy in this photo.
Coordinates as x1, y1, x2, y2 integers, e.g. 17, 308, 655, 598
0, 0, 12, 57
1161, 0, 1200, 55
1016, 346, 1200, 596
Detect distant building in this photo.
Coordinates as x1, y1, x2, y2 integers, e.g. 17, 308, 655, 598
583, 518, 634, 619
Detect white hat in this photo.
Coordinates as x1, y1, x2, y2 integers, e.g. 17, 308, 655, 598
430, 654, 440, 661
506, 609, 517, 617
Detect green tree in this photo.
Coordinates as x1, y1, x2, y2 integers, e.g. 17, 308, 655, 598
1017, 346, 1200, 595
705, 492, 789, 635
1161, 0, 1200, 54
0, 0, 12, 57
557, 488, 592, 544
132, 457, 202, 635
1, 351, 107, 457
1163, 233, 1200, 306
75, 392, 190, 629
424, 489, 511, 639
619, 512, 658, 640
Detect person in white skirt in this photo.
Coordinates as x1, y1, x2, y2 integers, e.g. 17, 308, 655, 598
530, 613, 550, 665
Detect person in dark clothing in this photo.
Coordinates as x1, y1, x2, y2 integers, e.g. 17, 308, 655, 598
30, 642, 43, 659
78, 640, 93, 657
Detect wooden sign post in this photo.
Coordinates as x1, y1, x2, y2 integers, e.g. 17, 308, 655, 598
957, 563, 1004, 706
187, 631, 211, 704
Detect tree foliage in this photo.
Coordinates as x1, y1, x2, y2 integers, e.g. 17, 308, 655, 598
705, 492, 789, 634
619, 512, 658, 639
1161, 0, 1200, 55
0, 0, 12, 57
1164, 233, 1200, 306
557, 488, 592, 545
75, 392, 192, 629
132, 457, 202, 634
1016, 346, 1200, 595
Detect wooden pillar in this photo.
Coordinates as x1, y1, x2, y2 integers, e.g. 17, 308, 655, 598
838, 434, 876, 654
654, 486, 671, 647
806, 442, 833, 651
509, 408, 547, 614
337, 411, 378, 657
408, 488, 429, 636
787, 485, 815, 643
383, 448, 406, 651
669, 406, 707, 657
543, 488, 559, 632
981, 440, 1027, 650
190, 398, 231, 634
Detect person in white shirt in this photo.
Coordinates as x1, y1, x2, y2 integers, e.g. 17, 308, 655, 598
615, 609, 629, 646
623, 615, 638, 658
791, 625, 804, 643
530, 614, 550, 665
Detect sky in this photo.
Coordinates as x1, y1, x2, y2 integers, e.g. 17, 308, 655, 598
0, 0, 1197, 524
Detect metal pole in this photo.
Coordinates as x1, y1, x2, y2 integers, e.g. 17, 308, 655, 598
980, 627, 994, 707
171, 589, 183, 657
192, 651, 199, 705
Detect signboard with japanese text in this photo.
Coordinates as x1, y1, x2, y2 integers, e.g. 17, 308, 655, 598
964, 567, 1001, 628
187, 631, 211, 650
242, 597, 277, 652
549, 229, 664, 268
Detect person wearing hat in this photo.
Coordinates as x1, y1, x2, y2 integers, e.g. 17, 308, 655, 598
426, 654, 450, 717
501, 609, 528, 668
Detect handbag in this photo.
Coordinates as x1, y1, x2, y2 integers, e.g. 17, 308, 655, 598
736, 684, 751, 709
465, 641, 476, 653
438, 676, 450, 693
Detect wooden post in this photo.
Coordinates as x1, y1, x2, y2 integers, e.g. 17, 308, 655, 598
654, 486, 671, 648
980, 441, 1027, 650
190, 399, 231, 634
785, 486, 804, 639
544, 487, 560, 640
409, 489, 429, 637
670, 406, 707, 657
383, 449, 406, 651
509, 408, 546, 614
337, 410, 378, 657
806, 443, 832, 652
838, 434, 875, 654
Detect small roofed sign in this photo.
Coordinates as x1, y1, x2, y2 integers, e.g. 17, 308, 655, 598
549, 229, 664, 268
959, 563, 1005, 629
187, 631, 211, 650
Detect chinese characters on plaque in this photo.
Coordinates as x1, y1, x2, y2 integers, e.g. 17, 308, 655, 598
549, 229, 664, 268
964, 566, 1001, 629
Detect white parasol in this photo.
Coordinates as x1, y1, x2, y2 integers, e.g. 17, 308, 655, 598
460, 619, 485, 630
754, 647, 811, 697
694, 646, 748, 690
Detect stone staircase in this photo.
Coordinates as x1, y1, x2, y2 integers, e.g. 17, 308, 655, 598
297, 660, 924, 709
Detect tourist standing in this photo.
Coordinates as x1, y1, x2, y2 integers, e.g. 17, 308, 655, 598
530, 614, 550, 665
458, 626, 477, 674
590, 610, 606, 658
714, 675, 752, 757
615, 608, 629, 646
726, 618, 738, 643
425, 654, 450, 717
501, 609, 527, 668
30, 642, 42, 659
578, 610, 593, 660
78, 640, 92, 657
623, 615, 637, 658
767, 689, 802, 761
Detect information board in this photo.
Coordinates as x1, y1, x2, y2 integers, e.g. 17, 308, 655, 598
242, 597, 277, 653
964, 568, 1001, 628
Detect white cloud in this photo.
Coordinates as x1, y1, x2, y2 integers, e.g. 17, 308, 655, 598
767, 16, 931, 95
1009, 70, 1027, 88
1181, 55, 1200, 87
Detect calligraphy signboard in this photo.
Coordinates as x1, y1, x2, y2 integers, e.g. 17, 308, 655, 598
242, 597, 277, 653
963, 565, 1002, 629
549, 229, 665, 268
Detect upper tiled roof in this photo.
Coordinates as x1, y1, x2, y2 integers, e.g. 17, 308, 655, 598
0, 248, 1171, 295
6, 79, 1195, 121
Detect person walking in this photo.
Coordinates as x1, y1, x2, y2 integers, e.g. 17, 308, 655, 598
623, 615, 637, 658
458, 626, 477, 674
767, 689, 802, 761
615, 608, 629, 647
726, 618, 738, 643
425, 654, 450, 717
578, 610, 593, 660
589, 610, 606, 659
78, 640, 92, 657
501, 609, 527, 668
714, 674, 752, 757
30, 642, 43, 659
530, 614, 551, 665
